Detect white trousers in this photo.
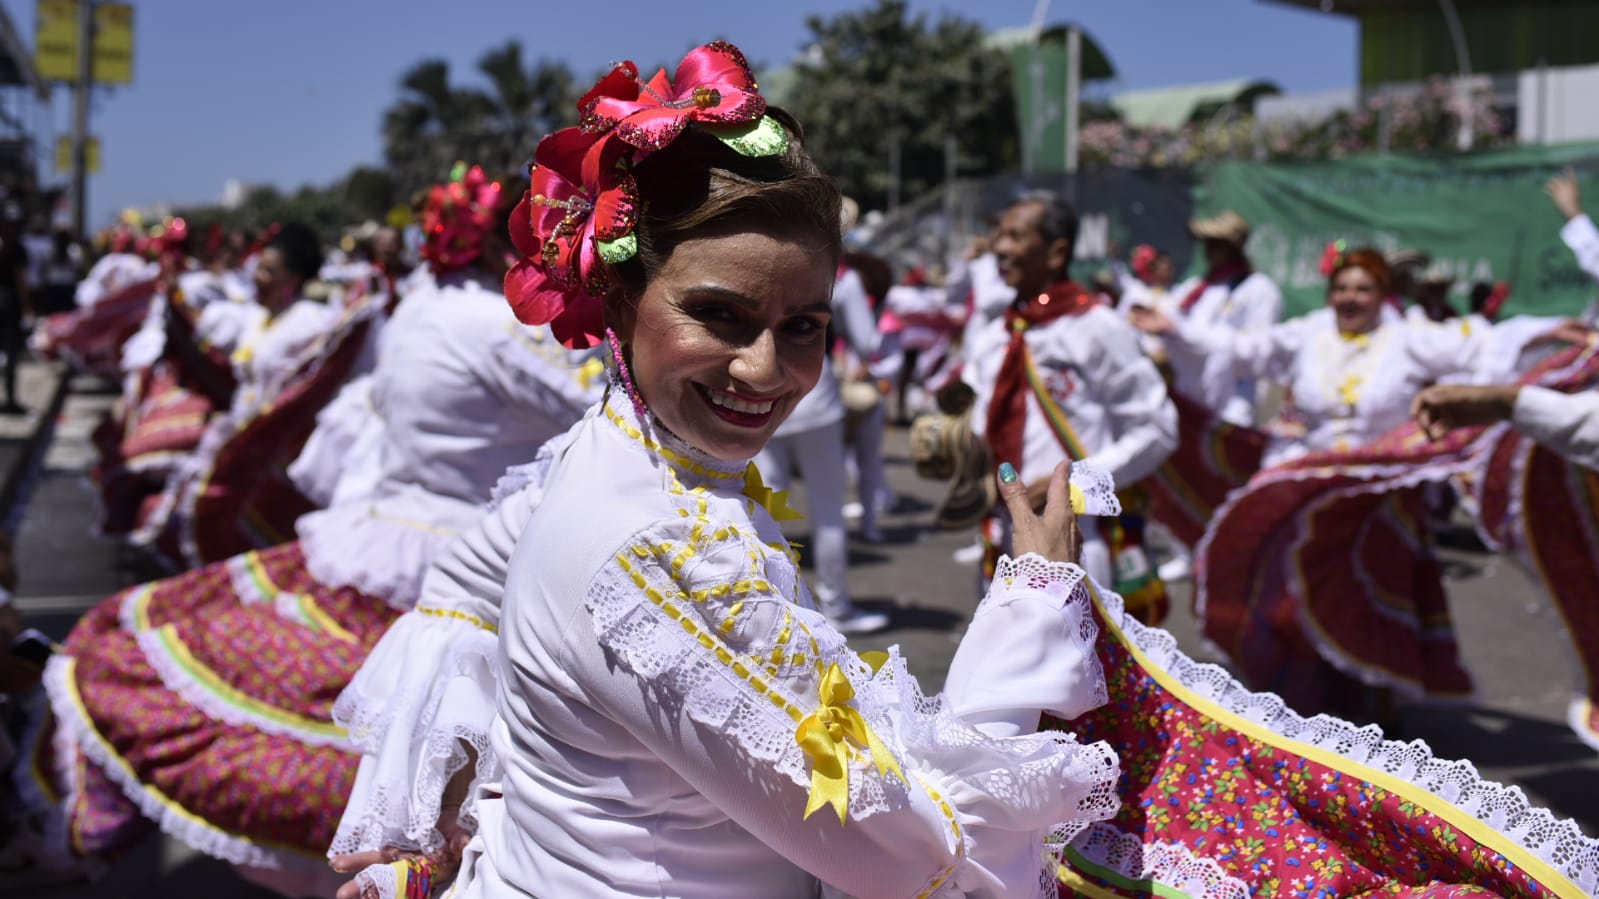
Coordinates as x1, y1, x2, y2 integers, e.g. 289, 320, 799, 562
755, 419, 849, 605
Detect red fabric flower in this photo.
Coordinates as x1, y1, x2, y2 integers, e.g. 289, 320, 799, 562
584, 40, 765, 151
1130, 244, 1158, 283
504, 129, 637, 349
420, 164, 503, 274
1318, 240, 1347, 278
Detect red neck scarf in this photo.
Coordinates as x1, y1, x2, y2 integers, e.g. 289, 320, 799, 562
1179, 260, 1251, 313
985, 281, 1098, 473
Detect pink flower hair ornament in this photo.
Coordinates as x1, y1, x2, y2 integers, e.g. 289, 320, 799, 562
421, 162, 504, 275
504, 40, 789, 350
1130, 244, 1158, 283
1319, 239, 1348, 278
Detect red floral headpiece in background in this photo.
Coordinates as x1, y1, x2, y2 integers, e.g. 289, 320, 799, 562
1130, 244, 1158, 283
504, 40, 788, 348
421, 162, 504, 275
1318, 239, 1348, 278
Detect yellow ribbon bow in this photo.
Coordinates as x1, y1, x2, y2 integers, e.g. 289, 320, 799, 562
743, 463, 804, 522
795, 662, 906, 825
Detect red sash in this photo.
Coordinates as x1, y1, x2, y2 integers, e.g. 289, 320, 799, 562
984, 281, 1097, 472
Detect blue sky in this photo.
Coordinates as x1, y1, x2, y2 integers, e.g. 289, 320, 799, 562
5, 0, 1357, 228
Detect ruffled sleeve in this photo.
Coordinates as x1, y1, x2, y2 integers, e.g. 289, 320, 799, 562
329, 439, 571, 858
569, 509, 1120, 898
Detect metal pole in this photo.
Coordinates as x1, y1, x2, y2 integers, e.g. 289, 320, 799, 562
942, 132, 956, 264
1436, 0, 1474, 150
71, 0, 94, 236
887, 139, 900, 214
1064, 26, 1080, 174
1028, 0, 1051, 43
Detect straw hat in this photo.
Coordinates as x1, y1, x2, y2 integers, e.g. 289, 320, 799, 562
1418, 263, 1456, 288
909, 383, 995, 531
1384, 248, 1431, 273
839, 196, 860, 235
1188, 210, 1250, 247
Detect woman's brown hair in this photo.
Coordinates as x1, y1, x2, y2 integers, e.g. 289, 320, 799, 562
1328, 247, 1391, 297
608, 108, 843, 302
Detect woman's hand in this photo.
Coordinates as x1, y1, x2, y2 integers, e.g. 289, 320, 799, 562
330, 823, 472, 899
1411, 384, 1519, 440
1127, 305, 1174, 336
1546, 167, 1583, 222
1527, 318, 1598, 350
999, 460, 1081, 565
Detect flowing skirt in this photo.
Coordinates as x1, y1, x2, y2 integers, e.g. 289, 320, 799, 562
1047, 586, 1598, 898
15, 541, 401, 872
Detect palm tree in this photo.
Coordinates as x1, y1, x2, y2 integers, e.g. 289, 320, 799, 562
380, 43, 579, 197
474, 40, 579, 178
382, 59, 491, 195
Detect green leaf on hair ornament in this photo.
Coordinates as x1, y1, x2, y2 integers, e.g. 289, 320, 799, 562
597, 233, 637, 264
706, 115, 788, 158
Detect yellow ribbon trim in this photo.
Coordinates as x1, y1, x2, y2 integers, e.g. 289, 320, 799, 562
743, 463, 804, 522
796, 662, 905, 824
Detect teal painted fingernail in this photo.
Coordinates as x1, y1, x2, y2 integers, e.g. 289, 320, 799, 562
998, 462, 1018, 484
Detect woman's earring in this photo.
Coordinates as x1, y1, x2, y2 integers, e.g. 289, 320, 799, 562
607, 327, 647, 418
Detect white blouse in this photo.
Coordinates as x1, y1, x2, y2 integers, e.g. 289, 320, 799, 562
332, 438, 575, 868
1175, 312, 1490, 466
963, 304, 1177, 494
295, 276, 601, 607
426, 397, 1121, 899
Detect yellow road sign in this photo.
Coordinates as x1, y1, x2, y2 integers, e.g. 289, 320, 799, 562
56, 136, 101, 174
33, 1, 136, 85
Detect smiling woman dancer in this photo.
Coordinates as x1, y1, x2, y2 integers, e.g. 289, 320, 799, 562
331, 44, 1599, 899
334, 41, 1122, 899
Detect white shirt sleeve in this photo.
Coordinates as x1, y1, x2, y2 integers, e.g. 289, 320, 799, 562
1561, 214, 1599, 285
1512, 386, 1599, 471
831, 269, 881, 361
1072, 310, 1177, 486
1402, 318, 1492, 382
571, 517, 1119, 898
1175, 315, 1305, 386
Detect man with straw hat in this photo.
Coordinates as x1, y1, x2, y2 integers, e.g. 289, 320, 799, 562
962, 190, 1175, 592
1150, 209, 1283, 427
1128, 209, 1280, 583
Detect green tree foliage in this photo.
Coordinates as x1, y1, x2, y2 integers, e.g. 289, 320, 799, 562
383, 41, 578, 193
786, 0, 1018, 210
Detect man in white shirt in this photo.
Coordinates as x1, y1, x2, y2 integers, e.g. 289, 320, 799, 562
1129, 211, 1280, 582
962, 190, 1176, 584
1150, 210, 1283, 427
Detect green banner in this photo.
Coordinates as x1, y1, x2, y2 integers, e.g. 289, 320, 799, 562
1196, 141, 1599, 319
1010, 44, 1068, 175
